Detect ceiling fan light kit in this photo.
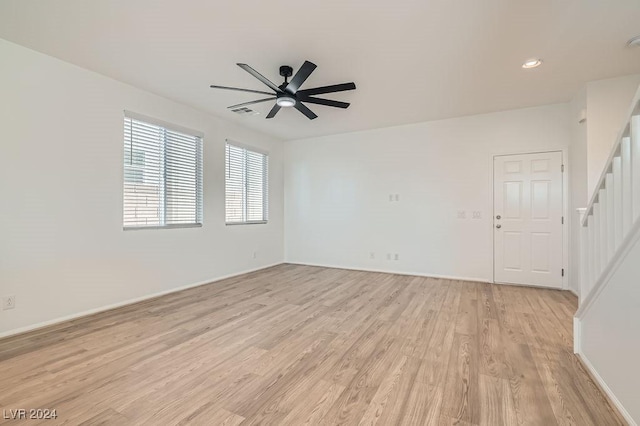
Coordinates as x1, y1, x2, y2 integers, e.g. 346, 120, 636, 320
276, 95, 296, 108
522, 58, 543, 69
210, 60, 356, 120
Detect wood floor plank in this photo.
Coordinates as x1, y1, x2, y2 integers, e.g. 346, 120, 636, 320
0, 264, 625, 425
370, 355, 421, 426
279, 380, 346, 426
441, 333, 480, 424
320, 334, 403, 425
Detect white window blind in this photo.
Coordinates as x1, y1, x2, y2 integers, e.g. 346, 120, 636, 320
123, 113, 203, 229
225, 142, 268, 224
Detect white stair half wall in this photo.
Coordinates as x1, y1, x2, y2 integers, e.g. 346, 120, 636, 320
575, 85, 640, 425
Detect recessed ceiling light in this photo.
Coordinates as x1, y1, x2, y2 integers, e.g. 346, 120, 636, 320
522, 59, 543, 69
627, 35, 640, 48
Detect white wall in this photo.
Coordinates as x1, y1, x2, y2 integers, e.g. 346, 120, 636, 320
580, 231, 640, 424
568, 88, 588, 297
586, 74, 640, 195
284, 104, 571, 282
0, 39, 284, 336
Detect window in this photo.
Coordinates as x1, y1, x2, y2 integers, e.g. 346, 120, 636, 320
124, 148, 145, 184
123, 112, 203, 229
225, 142, 268, 224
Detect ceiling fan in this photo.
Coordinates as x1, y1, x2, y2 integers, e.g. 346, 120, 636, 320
210, 61, 356, 120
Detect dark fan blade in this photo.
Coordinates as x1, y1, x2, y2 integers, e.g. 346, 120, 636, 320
266, 104, 281, 119
285, 60, 317, 94
237, 63, 282, 93
295, 102, 318, 120
227, 97, 276, 109
209, 85, 274, 96
297, 82, 356, 97
300, 96, 350, 109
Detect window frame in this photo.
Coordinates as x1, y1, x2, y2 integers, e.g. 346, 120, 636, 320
123, 111, 204, 231
225, 140, 269, 226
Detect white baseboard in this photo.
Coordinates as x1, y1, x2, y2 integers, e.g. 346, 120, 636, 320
576, 351, 637, 426
0, 262, 284, 340
285, 261, 493, 284
573, 317, 581, 354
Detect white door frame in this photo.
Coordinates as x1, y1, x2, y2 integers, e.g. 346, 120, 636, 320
490, 149, 569, 290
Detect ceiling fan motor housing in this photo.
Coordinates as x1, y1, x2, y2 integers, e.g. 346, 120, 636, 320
279, 65, 293, 78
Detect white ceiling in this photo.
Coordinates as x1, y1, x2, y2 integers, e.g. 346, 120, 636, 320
1, 0, 640, 140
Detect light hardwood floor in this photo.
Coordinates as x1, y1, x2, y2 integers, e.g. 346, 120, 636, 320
0, 265, 625, 425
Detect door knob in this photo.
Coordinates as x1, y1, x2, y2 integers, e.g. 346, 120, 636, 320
496, 224, 502, 229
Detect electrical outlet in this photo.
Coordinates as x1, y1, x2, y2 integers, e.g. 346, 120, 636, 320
394, 194, 399, 202
389, 194, 394, 202
394, 253, 399, 261
457, 210, 467, 219
2, 295, 16, 310
472, 211, 482, 219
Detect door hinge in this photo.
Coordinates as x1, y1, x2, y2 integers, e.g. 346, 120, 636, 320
561, 164, 564, 172
562, 216, 564, 224
562, 268, 565, 277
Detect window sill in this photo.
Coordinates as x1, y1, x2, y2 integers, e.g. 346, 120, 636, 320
123, 223, 202, 231
226, 221, 268, 226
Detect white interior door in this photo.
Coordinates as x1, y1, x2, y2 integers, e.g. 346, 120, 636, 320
494, 152, 563, 288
